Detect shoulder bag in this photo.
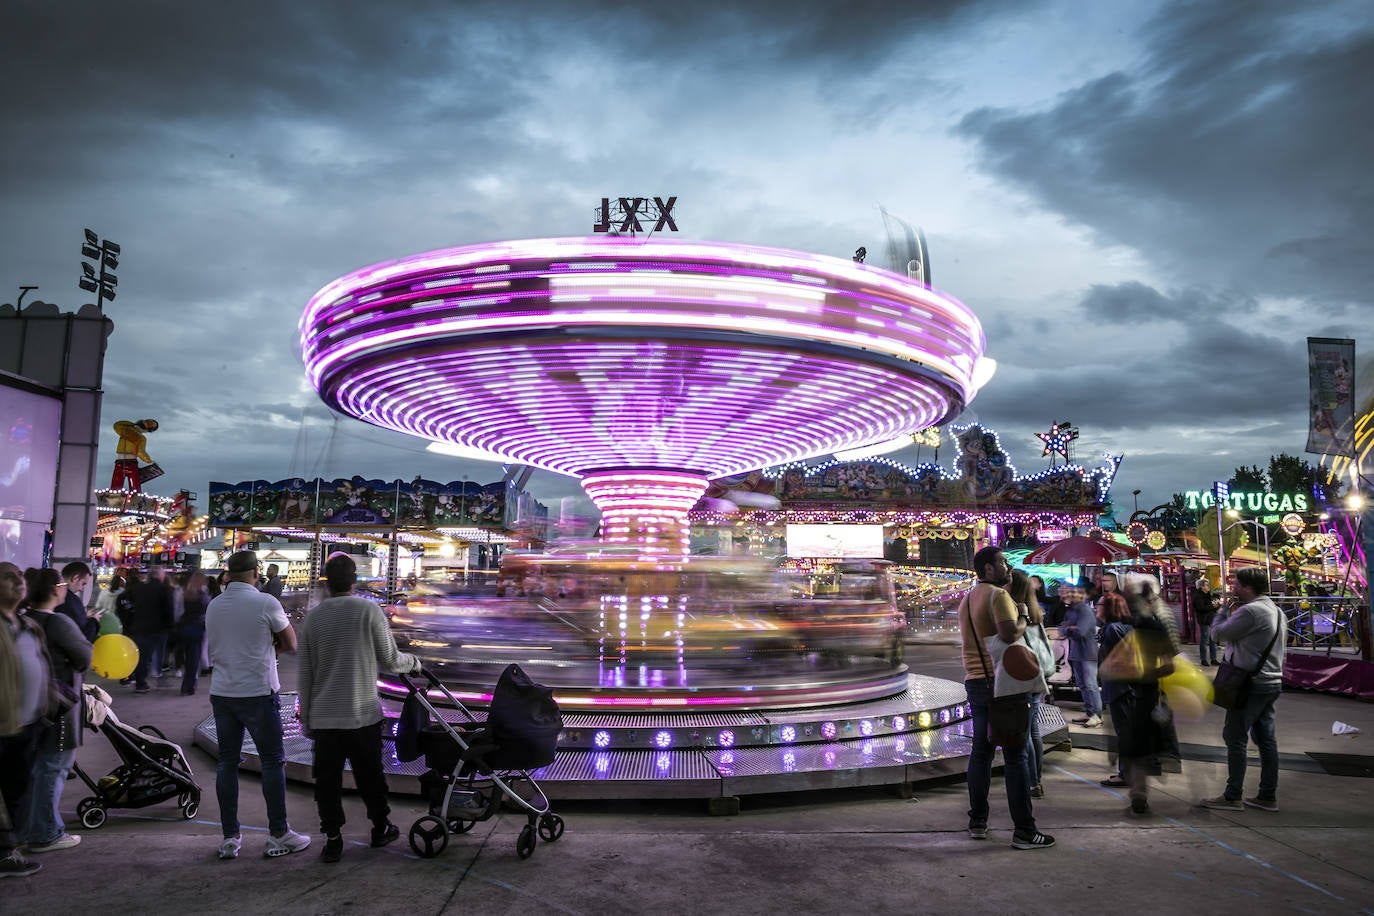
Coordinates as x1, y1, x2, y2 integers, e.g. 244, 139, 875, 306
1023, 620, 1057, 680
1211, 607, 1280, 710
965, 592, 1030, 749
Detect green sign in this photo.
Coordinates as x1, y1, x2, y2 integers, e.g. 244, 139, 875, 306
1184, 490, 1309, 513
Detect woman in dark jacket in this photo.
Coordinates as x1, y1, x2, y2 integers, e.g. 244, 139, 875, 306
175, 570, 209, 695
20, 566, 92, 852
1097, 594, 1135, 790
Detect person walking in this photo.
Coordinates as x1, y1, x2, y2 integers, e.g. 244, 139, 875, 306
175, 571, 210, 695
0, 563, 48, 879
1201, 567, 1286, 812
91, 574, 125, 636
19, 567, 92, 853
206, 550, 310, 860
1060, 580, 1103, 727
958, 546, 1054, 850
1116, 575, 1181, 816
128, 568, 174, 693
298, 553, 421, 862
1097, 592, 1135, 790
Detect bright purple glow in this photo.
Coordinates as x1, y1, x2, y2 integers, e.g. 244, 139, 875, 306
302, 237, 987, 481
717, 729, 735, 748
891, 716, 906, 731
594, 730, 611, 748
939, 709, 952, 725
656, 754, 672, 772
779, 725, 797, 743
654, 730, 673, 749
821, 721, 837, 740
859, 719, 874, 736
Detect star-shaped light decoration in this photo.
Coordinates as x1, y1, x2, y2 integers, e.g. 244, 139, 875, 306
1035, 422, 1075, 461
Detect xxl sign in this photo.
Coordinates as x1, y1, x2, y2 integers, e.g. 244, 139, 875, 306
1184, 490, 1310, 513
593, 196, 678, 233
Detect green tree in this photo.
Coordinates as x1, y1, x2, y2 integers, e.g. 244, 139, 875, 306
1268, 452, 1344, 500
1228, 464, 1267, 492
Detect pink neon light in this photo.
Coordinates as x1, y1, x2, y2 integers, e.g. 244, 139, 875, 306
302, 237, 986, 482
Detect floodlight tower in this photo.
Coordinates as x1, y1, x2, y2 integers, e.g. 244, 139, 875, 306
78, 228, 120, 310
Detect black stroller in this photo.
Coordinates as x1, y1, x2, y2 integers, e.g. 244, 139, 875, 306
71, 684, 202, 828
395, 663, 564, 859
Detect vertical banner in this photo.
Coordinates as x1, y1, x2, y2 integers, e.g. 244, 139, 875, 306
1306, 337, 1356, 456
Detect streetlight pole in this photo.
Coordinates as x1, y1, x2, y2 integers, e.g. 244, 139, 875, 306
78, 228, 119, 309
1132, 489, 1141, 515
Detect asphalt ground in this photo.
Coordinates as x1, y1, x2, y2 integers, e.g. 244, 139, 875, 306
4, 644, 1373, 916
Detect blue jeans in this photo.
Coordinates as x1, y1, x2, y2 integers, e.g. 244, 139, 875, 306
1199, 623, 1217, 665
1069, 657, 1102, 717
20, 740, 77, 845
965, 678, 1037, 834
212, 693, 290, 837
1223, 683, 1281, 801
1028, 693, 1045, 786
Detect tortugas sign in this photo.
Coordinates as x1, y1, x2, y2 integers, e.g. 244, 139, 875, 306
1183, 490, 1311, 513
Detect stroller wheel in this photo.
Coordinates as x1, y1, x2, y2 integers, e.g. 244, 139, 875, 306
182, 800, 199, 819
446, 817, 476, 834
138, 724, 168, 740
516, 824, 536, 859
537, 813, 565, 842
408, 815, 448, 858
79, 802, 108, 830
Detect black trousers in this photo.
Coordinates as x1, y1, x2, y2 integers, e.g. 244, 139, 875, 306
311, 721, 390, 835
0, 722, 41, 852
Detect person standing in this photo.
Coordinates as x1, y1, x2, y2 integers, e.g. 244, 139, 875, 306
1202, 567, 1286, 812
298, 553, 420, 862
260, 564, 284, 601
206, 550, 310, 859
958, 546, 1054, 850
57, 562, 98, 643
1097, 573, 1128, 625
19, 567, 92, 854
1007, 570, 1049, 799
1193, 579, 1219, 666
128, 568, 174, 693
0, 563, 48, 879
1060, 580, 1103, 727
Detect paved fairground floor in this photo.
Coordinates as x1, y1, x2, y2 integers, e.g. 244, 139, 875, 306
7, 645, 1374, 916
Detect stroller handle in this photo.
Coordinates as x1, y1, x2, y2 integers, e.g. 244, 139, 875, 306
398, 666, 443, 692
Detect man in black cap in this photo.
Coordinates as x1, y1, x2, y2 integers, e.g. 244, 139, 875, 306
205, 550, 310, 860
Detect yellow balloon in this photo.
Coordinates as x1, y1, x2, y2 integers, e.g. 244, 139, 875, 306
1162, 656, 1214, 710
1163, 682, 1207, 722
91, 634, 140, 680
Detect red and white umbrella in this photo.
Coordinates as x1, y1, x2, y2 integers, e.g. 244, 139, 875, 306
1022, 535, 1139, 566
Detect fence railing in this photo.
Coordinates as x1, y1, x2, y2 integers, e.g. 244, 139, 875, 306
1271, 595, 1366, 656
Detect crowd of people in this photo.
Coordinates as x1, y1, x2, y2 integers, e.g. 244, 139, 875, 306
0, 552, 409, 878
958, 546, 1288, 846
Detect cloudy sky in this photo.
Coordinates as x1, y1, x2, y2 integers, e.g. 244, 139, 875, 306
3, 0, 1371, 521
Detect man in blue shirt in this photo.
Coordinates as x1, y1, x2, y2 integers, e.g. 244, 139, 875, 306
57, 562, 98, 642
1059, 580, 1102, 727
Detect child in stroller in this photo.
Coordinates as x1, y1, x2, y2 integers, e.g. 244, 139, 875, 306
71, 684, 202, 828
395, 663, 564, 859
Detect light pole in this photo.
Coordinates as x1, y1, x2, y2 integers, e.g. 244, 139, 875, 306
78, 228, 119, 309
1132, 489, 1141, 514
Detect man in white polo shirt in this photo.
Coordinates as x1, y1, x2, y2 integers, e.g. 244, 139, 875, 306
206, 550, 310, 860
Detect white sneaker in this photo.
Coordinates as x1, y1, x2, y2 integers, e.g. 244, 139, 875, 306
218, 835, 241, 859
1081, 715, 1103, 728
27, 833, 80, 853
264, 829, 311, 858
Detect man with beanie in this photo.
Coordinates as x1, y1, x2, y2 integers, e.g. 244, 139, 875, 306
298, 552, 421, 862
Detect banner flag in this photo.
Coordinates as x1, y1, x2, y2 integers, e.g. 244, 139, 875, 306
1306, 337, 1356, 457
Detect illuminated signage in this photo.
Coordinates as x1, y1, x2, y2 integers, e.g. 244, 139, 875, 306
1036, 528, 1070, 543
593, 196, 678, 233
1280, 513, 1305, 535
1184, 490, 1309, 513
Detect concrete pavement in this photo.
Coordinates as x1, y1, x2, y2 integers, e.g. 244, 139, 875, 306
5, 645, 1373, 915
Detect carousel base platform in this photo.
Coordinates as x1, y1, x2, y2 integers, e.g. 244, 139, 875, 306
191, 677, 1069, 806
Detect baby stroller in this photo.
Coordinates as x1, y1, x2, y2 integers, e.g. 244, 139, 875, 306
70, 684, 202, 828
395, 663, 564, 860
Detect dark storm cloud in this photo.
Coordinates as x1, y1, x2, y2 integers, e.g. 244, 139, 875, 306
973, 281, 1305, 432
958, 0, 1374, 306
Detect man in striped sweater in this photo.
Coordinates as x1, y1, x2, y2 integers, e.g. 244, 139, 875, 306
297, 553, 421, 863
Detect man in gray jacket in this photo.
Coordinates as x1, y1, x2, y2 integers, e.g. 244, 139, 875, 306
1201, 566, 1286, 812
297, 552, 420, 862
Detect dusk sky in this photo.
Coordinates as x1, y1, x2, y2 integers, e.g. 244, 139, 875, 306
3, 0, 1370, 521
